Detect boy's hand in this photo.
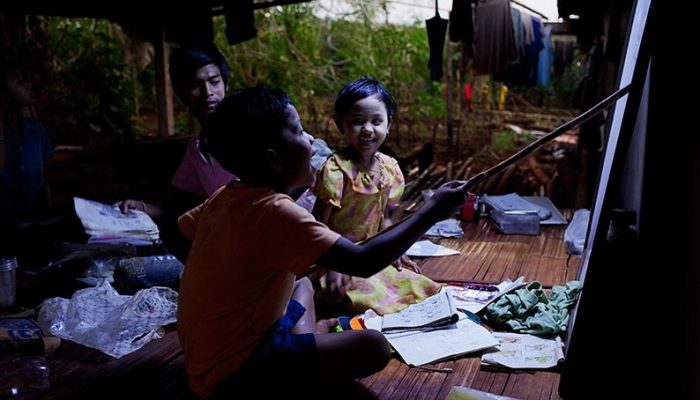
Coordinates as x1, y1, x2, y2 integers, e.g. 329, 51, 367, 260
114, 199, 146, 214
323, 271, 352, 305
425, 180, 470, 220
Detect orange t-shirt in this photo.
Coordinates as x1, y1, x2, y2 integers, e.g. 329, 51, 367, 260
177, 183, 340, 398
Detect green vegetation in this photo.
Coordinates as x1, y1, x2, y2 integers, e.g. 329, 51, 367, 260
8, 4, 579, 153
44, 18, 154, 141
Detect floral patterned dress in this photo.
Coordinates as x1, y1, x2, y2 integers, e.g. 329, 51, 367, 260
313, 150, 442, 315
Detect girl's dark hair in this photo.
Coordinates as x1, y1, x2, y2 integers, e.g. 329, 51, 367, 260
205, 86, 292, 182
169, 44, 230, 102
334, 76, 396, 120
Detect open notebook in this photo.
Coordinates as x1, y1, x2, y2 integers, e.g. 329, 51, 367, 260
381, 291, 459, 333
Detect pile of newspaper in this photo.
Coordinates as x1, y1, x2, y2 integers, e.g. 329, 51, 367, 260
73, 197, 160, 245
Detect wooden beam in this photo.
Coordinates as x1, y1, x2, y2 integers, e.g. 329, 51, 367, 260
252, 0, 314, 9
154, 28, 174, 136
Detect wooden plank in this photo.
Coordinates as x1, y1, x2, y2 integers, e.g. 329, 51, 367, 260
154, 29, 174, 137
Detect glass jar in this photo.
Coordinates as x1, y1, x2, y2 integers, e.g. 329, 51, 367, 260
0, 256, 18, 308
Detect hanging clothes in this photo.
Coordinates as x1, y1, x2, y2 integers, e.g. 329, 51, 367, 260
449, 0, 477, 44
510, 6, 525, 64
464, 83, 474, 112
226, 0, 257, 45
426, 11, 449, 80
537, 25, 554, 86
553, 39, 574, 75
523, 15, 544, 85
473, 0, 517, 77
498, 83, 508, 110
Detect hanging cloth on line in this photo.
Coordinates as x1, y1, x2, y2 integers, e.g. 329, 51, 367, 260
473, 0, 516, 77
449, 0, 477, 45
426, 0, 449, 80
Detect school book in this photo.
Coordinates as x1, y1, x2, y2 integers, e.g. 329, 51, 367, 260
73, 197, 160, 245
381, 291, 459, 333
364, 307, 499, 366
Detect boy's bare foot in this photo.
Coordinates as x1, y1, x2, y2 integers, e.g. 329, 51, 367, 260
315, 318, 339, 334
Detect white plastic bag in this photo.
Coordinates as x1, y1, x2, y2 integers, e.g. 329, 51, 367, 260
564, 209, 590, 255
38, 281, 177, 358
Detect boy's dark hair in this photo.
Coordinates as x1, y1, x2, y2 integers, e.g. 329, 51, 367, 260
334, 76, 396, 121
206, 86, 292, 182
169, 44, 230, 102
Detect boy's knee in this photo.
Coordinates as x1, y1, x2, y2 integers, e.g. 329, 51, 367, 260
363, 330, 391, 372
295, 277, 313, 293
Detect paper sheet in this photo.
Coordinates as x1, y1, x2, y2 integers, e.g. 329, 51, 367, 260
384, 316, 498, 366
364, 307, 499, 366
448, 277, 526, 314
406, 240, 460, 257
481, 332, 564, 369
381, 291, 458, 332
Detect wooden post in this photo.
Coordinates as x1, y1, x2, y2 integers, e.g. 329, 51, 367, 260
446, 39, 453, 151
154, 29, 174, 136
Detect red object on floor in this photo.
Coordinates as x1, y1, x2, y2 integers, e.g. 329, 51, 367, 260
462, 193, 476, 221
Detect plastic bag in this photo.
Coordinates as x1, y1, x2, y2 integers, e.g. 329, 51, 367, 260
564, 209, 590, 255
37, 281, 177, 358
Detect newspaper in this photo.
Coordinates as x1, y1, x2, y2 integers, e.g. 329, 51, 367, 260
73, 197, 160, 245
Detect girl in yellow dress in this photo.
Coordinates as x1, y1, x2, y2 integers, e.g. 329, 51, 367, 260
312, 77, 442, 315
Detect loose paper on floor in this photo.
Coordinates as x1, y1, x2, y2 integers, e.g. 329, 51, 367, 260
365, 309, 498, 366
406, 240, 460, 257
447, 277, 526, 314
481, 332, 564, 369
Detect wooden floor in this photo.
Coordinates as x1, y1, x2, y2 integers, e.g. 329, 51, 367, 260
35, 213, 579, 399
355, 214, 580, 400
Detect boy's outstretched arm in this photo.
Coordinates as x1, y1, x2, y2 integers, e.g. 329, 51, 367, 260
316, 180, 468, 278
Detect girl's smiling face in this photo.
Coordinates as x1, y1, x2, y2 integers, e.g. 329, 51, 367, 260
338, 96, 391, 161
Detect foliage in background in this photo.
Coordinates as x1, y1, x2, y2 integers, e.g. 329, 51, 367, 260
43, 18, 154, 144
213, 2, 443, 150
6, 4, 580, 153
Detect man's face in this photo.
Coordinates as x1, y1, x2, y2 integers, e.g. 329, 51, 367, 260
185, 64, 226, 122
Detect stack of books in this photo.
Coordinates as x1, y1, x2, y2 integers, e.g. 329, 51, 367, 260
73, 197, 160, 245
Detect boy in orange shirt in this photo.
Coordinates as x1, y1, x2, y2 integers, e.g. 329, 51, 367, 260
177, 86, 469, 397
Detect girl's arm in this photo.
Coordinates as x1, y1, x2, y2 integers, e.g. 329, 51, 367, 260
311, 197, 350, 300
312, 197, 333, 225
381, 204, 404, 230
317, 180, 468, 277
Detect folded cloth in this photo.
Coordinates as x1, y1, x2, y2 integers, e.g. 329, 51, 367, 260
484, 280, 582, 335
